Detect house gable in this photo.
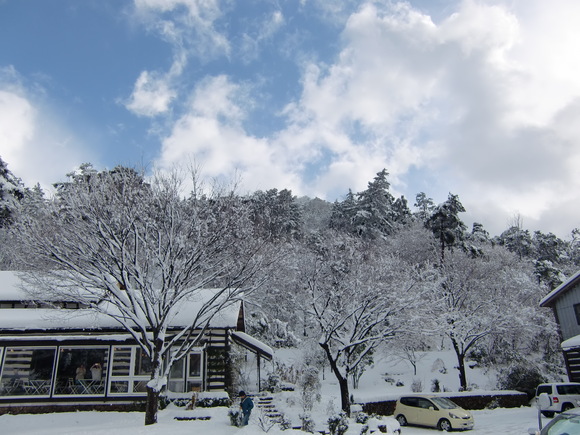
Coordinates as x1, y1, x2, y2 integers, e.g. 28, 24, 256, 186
540, 270, 580, 341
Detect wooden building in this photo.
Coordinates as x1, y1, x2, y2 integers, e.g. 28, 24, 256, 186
540, 270, 580, 382
0, 271, 272, 411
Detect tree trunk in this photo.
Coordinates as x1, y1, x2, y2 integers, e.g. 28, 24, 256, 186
144, 387, 160, 425
320, 342, 351, 416
145, 338, 164, 425
451, 338, 467, 391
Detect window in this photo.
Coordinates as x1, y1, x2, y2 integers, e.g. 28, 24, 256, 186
0, 347, 56, 397
167, 350, 203, 393
109, 347, 151, 395
575, 304, 580, 325
53, 347, 108, 396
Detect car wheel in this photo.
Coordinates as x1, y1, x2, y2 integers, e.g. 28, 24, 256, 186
396, 415, 407, 426
541, 411, 555, 418
562, 403, 575, 412
438, 418, 452, 432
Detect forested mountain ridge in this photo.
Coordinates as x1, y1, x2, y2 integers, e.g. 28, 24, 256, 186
0, 156, 577, 412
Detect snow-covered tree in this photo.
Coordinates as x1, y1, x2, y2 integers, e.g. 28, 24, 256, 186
425, 193, 467, 262
352, 169, 397, 239
249, 188, 303, 241
329, 189, 358, 233
427, 246, 544, 390
14, 165, 272, 425
302, 231, 421, 415
414, 192, 435, 221
0, 156, 25, 228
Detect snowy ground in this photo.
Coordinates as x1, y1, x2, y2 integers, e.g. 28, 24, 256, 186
0, 348, 554, 434
0, 406, 548, 434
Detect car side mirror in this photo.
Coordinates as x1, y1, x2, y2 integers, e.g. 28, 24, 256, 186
429, 406, 435, 411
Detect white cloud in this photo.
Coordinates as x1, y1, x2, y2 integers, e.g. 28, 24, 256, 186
0, 68, 94, 191
153, 0, 580, 236
156, 75, 301, 193
273, 0, 580, 236
133, 0, 229, 58
125, 70, 176, 117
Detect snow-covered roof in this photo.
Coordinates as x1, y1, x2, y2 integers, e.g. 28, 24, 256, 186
562, 335, 580, 350
540, 269, 580, 307
0, 270, 30, 300
0, 271, 241, 331
231, 330, 273, 360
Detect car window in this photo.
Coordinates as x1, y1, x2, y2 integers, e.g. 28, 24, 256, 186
557, 385, 580, 395
537, 385, 553, 396
431, 397, 459, 409
416, 398, 434, 409
401, 397, 419, 407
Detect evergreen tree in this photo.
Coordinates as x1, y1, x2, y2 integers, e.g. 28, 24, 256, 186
0, 156, 25, 228
329, 190, 357, 233
425, 193, 467, 262
352, 169, 396, 239
414, 192, 435, 221
249, 188, 303, 241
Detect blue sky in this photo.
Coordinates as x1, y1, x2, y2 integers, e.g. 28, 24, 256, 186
1, 0, 580, 237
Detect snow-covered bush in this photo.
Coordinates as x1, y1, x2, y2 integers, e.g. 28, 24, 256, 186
497, 363, 546, 397
228, 407, 242, 426
300, 413, 315, 433
355, 411, 369, 424
327, 412, 349, 435
266, 372, 282, 393
431, 378, 441, 392
278, 413, 292, 431
299, 366, 321, 412
257, 407, 277, 432
411, 378, 422, 392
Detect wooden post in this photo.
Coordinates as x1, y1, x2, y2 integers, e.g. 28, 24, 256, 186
257, 353, 261, 392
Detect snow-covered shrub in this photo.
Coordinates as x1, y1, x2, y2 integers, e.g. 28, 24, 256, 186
278, 413, 292, 431
486, 398, 500, 409
197, 397, 228, 407
257, 407, 277, 432
299, 366, 321, 412
411, 378, 422, 392
158, 395, 190, 409
497, 363, 546, 397
395, 380, 404, 387
327, 412, 349, 435
228, 407, 242, 426
432, 358, 447, 374
266, 372, 282, 393
431, 378, 441, 392
300, 413, 315, 433
355, 411, 369, 424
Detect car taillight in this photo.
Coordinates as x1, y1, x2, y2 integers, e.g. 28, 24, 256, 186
553, 397, 559, 403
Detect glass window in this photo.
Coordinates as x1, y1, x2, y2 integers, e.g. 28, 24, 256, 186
109, 347, 150, 396
189, 353, 201, 377
134, 351, 152, 376
0, 347, 56, 397
168, 357, 185, 393
575, 304, 580, 325
54, 347, 108, 396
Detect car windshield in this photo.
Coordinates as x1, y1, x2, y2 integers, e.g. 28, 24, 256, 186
545, 413, 580, 435
431, 397, 459, 409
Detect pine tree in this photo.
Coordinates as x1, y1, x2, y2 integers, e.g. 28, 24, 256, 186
0, 156, 25, 228
425, 193, 467, 262
352, 169, 396, 239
